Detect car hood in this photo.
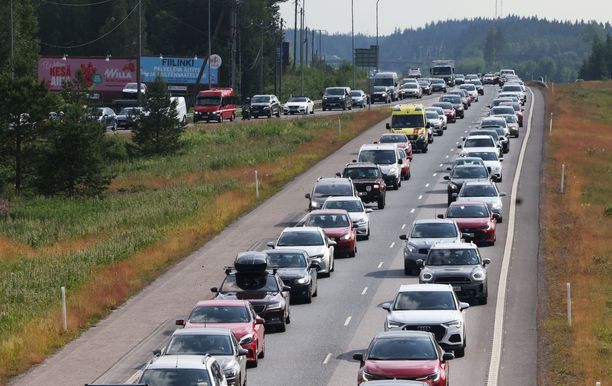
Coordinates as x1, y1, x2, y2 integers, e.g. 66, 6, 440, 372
407, 238, 459, 248
425, 265, 480, 276
276, 268, 309, 280
322, 227, 352, 238
452, 218, 490, 228
274, 245, 326, 257
482, 160, 502, 170
365, 360, 438, 378
285, 102, 307, 107
450, 177, 489, 185
214, 356, 237, 370
387, 309, 461, 324
378, 164, 398, 174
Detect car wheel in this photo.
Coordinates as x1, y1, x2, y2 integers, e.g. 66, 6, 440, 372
348, 245, 356, 258
258, 339, 265, 358
378, 195, 385, 209
439, 129, 443, 136
311, 108, 315, 114
305, 285, 313, 303
397, 178, 402, 188
268, 112, 272, 118
230, 113, 235, 122
218, 115, 223, 123
422, 144, 428, 153
283, 112, 288, 115
312, 283, 318, 297
277, 320, 286, 332
364, 228, 370, 240
342, 105, 346, 111
330, 257, 335, 272
406, 171, 411, 180
448, 197, 453, 206
250, 354, 259, 368
498, 175, 503, 183
286, 313, 291, 324
404, 264, 411, 275
497, 216, 503, 223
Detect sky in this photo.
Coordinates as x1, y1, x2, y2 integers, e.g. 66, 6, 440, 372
279, 0, 612, 36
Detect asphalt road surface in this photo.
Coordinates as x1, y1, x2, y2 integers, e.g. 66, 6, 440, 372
10, 85, 543, 386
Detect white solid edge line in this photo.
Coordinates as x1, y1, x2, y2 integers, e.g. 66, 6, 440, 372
125, 370, 143, 384
486, 87, 535, 386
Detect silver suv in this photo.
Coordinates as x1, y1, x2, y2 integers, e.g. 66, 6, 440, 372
139, 354, 228, 386
418, 242, 491, 305
382, 283, 470, 357
399, 219, 464, 275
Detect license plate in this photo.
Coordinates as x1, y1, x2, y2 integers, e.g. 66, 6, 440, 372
453, 286, 462, 291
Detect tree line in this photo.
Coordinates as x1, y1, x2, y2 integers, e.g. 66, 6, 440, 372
579, 34, 612, 80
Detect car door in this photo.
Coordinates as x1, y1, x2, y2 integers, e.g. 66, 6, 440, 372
248, 304, 264, 349
277, 275, 290, 315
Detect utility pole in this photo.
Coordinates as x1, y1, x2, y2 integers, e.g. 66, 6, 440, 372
376, 0, 380, 71
208, 0, 212, 90
230, 0, 238, 89
300, 4, 305, 95
10, 0, 14, 79
279, 18, 284, 99
260, 25, 264, 94
136, 0, 142, 103
351, 0, 355, 89
311, 29, 315, 64
293, 0, 298, 69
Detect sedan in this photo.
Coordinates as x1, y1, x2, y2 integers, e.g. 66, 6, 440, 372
176, 300, 265, 366
425, 111, 444, 136
379, 133, 413, 160
425, 107, 447, 129
283, 96, 314, 115
353, 330, 454, 385
302, 209, 357, 257
265, 249, 318, 302
461, 150, 503, 182
267, 227, 336, 276
431, 102, 456, 123
398, 148, 412, 180
455, 181, 507, 222
441, 201, 499, 245
322, 196, 372, 240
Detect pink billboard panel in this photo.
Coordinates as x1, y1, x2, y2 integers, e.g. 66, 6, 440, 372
38, 57, 137, 92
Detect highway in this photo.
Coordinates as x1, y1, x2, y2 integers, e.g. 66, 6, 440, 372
10, 85, 544, 386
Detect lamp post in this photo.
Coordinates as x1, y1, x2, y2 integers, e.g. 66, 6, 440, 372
313, 29, 328, 64
208, 0, 212, 90
376, 0, 381, 71
10, 0, 14, 79
136, 0, 142, 103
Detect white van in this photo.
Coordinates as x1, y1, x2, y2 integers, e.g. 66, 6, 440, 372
171, 96, 188, 125
357, 143, 402, 189
373, 72, 399, 101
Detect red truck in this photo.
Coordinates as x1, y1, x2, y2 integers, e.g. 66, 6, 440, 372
193, 88, 238, 123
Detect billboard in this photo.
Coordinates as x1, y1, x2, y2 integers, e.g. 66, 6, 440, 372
140, 56, 219, 85
38, 57, 137, 91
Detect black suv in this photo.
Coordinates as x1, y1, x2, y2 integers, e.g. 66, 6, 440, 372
443, 164, 490, 205
338, 162, 387, 209
305, 177, 357, 211
212, 251, 291, 332
250, 94, 281, 118
322, 87, 352, 111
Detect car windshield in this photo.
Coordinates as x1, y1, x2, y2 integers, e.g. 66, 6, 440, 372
251, 96, 271, 103
351, 91, 363, 96
491, 107, 515, 115
460, 184, 497, 197
189, 305, 250, 323
124, 83, 137, 90
393, 290, 456, 310
220, 274, 280, 292
368, 336, 438, 361
326, 88, 345, 95
401, 83, 418, 89
452, 167, 488, 179
196, 96, 221, 106
305, 213, 350, 228
410, 223, 458, 238
464, 138, 494, 148
432, 67, 452, 76
391, 114, 425, 129
440, 96, 460, 104
447, 204, 489, 218
359, 149, 396, 165
267, 252, 308, 268
380, 134, 408, 143
323, 199, 364, 213
374, 77, 394, 87
427, 248, 480, 265
140, 369, 211, 386
373, 86, 388, 92
166, 334, 233, 356
277, 231, 324, 246
313, 182, 353, 197
467, 152, 498, 161
288, 97, 307, 102
344, 167, 380, 179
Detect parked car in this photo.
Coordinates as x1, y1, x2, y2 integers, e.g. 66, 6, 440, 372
322, 87, 352, 110
322, 196, 372, 240
267, 227, 336, 277
86, 107, 117, 130
155, 328, 247, 386
265, 249, 318, 302
302, 209, 357, 258
176, 300, 265, 366
211, 251, 291, 331
440, 201, 500, 245
455, 181, 507, 222
305, 177, 357, 211
382, 284, 470, 357
116, 106, 144, 130
283, 96, 314, 115
339, 162, 387, 209
250, 94, 281, 118
139, 354, 228, 386
418, 242, 491, 305
399, 219, 464, 275
353, 330, 454, 385
351, 90, 369, 107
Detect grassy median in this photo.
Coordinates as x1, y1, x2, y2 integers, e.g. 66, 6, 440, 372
542, 81, 611, 385
0, 109, 389, 384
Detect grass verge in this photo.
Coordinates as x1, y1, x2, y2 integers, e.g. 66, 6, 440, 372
0, 109, 389, 384
542, 81, 611, 385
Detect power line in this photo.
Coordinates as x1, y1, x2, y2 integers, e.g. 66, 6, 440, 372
40, 0, 140, 49
41, 0, 116, 6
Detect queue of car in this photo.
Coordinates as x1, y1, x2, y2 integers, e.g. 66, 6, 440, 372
124, 69, 526, 386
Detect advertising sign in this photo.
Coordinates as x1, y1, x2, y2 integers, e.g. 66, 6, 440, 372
140, 56, 219, 85
38, 57, 137, 91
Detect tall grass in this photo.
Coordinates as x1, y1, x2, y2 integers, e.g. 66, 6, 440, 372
0, 109, 389, 384
542, 81, 612, 385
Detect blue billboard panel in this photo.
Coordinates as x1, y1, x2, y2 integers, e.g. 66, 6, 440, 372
140, 56, 219, 85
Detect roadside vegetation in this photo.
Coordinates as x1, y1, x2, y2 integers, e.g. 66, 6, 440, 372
0, 108, 389, 383
542, 81, 611, 385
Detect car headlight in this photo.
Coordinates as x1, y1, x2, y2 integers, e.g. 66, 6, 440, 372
416, 371, 441, 382
373, 184, 380, 189
386, 319, 402, 329
457, 106, 464, 110
449, 183, 458, 190
267, 302, 283, 310
485, 223, 493, 230
362, 370, 384, 381
224, 367, 238, 378
444, 319, 462, 328
405, 243, 417, 253
239, 334, 253, 344
311, 253, 324, 260
295, 277, 310, 285
340, 233, 351, 240
310, 201, 320, 208
263, 106, 270, 110
418, 134, 425, 140
472, 270, 486, 281
355, 218, 367, 226
421, 272, 433, 282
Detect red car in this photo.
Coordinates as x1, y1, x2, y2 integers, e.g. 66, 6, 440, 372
440, 201, 499, 245
353, 330, 454, 385
303, 209, 357, 257
378, 133, 413, 160
176, 299, 265, 366
432, 102, 456, 123
397, 148, 412, 180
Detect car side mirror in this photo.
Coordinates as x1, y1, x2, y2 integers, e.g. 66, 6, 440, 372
426, 122, 431, 128
459, 302, 470, 311
437, 214, 444, 219
210, 287, 219, 293
492, 213, 501, 221
457, 144, 462, 148
328, 240, 337, 247
483, 258, 491, 265
416, 259, 424, 267
443, 175, 450, 180
266, 241, 275, 248
365, 208, 373, 213
336, 172, 341, 177
397, 158, 403, 164
305, 193, 311, 199
499, 192, 507, 197
443, 352, 455, 362
399, 234, 408, 241
385, 122, 391, 130
175, 319, 186, 326
238, 348, 249, 356
153, 349, 162, 356
352, 353, 364, 362
381, 302, 391, 311
451, 193, 458, 199
461, 233, 473, 242
283, 285, 291, 292
446, 167, 452, 171
310, 261, 320, 269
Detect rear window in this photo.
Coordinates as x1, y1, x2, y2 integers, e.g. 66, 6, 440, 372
325, 88, 345, 95
277, 231, 324, 246
466, 151, 498, 161
141, 369, 211, 386
452, 166, 488, 179
343, 167, 381, 179
305, 213, 350, 228
447, 204, 490, 218
358, 149, 397, 165
410, 222, 458, 238
314, 182, 353, 196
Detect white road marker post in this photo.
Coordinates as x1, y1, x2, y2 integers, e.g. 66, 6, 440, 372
338, 115, 342, 136
560, 164, 566, 194
566, 282, 572, 327
549, 112, 553, 136
255, 170, 260, 199
61, 286, 67, 332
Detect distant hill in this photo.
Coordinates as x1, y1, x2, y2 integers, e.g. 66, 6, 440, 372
286, 16, 612, 82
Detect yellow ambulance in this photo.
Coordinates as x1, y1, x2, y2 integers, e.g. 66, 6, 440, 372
385, 103, 430, 153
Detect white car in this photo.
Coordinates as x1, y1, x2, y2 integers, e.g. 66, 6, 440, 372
283, 96, 314, 115
425, 110, 444, 136
459, 83, 479, 102
139, 354, 228, 386
455, 181, 507, 222
322, 196, 372, 240
462, 150, 503, 182
459, 135, 499, 157
381, 283, 470, 357
357, 143, 403, 190
267, 227, 335, 276
425, 106, 447, 129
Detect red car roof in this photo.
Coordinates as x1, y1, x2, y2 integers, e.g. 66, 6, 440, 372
193, 299, 250, 308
